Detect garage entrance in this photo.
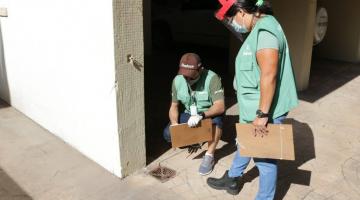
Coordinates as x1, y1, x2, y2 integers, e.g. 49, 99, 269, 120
144, 0, 237, 163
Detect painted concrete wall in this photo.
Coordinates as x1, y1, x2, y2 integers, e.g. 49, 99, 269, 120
314, 0, 360, 63
0, 0, 122, 176
271, 0, 317, 91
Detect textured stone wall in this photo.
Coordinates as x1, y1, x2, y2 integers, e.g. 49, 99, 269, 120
113, 0, 146, 177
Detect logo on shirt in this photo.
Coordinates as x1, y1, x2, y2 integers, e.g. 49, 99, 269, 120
243, 45, 252, 56
214, 89, 224, 94
197, 91, 208, 95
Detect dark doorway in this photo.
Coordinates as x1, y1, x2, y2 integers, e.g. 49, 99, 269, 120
145, 0, 235, 163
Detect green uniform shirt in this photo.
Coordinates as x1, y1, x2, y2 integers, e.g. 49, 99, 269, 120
172, 69, 224, 113
235, 15, 299, 123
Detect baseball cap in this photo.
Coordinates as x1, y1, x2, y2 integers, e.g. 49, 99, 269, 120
178, 53, 202, 79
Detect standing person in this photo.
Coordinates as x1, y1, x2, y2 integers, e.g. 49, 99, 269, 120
207, 0, 299, 199
163, 53, 225, 175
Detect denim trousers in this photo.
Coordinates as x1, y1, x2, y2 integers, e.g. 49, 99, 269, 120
163, 112, 223, 143
228, 114, 287, 200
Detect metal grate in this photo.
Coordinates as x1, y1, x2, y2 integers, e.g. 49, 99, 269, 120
148, 165, 176, 183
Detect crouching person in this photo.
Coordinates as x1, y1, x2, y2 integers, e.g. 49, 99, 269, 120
163, 53, 225, 175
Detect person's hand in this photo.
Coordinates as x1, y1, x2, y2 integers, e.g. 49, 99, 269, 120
252, 117, 269, 137
187, 115, 203, 127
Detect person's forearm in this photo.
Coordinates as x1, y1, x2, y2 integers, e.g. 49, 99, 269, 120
259, 74, 276, 114
169, 106, 179, 125
203, 100, 225, 118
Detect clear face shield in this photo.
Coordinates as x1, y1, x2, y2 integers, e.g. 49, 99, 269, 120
215, 0, 245, 42
218, 16, 245, 42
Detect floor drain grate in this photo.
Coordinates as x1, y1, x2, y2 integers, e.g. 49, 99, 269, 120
148, 165, 176, 182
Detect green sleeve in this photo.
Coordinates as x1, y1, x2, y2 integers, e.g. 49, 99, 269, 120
171, 80, 178, 103
209, 74, 224, 102
257, 30, 279, 51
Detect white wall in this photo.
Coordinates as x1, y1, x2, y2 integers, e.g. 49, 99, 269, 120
0, 0, 122, 177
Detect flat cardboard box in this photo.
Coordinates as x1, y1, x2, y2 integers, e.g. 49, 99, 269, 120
170, 119, 213, 148
236, 123, 295, 160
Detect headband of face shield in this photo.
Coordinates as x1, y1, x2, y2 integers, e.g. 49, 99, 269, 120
215, 0, 245, 41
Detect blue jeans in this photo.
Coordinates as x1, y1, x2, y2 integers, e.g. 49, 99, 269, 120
228, 114, 287, 200
163, 112, 223, 143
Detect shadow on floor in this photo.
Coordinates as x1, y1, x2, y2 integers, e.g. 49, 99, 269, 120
299, 58, 360, 103
275, 119, 315, 199
0, 167, 32, 200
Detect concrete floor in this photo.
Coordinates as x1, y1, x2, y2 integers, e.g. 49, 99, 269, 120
1, 59, 360, 200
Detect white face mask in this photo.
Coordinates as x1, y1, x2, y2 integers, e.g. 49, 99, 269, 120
231, 17, 249, 34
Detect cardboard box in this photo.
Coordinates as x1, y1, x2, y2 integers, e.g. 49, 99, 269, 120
170, 119, 213, 148
236, 123, 295, 160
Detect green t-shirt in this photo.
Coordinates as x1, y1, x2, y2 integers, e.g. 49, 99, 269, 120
171, 73, 224, 103
257, 30, 279, 51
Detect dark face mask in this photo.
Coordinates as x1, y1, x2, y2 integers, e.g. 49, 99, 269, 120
187, 75, 200, 86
